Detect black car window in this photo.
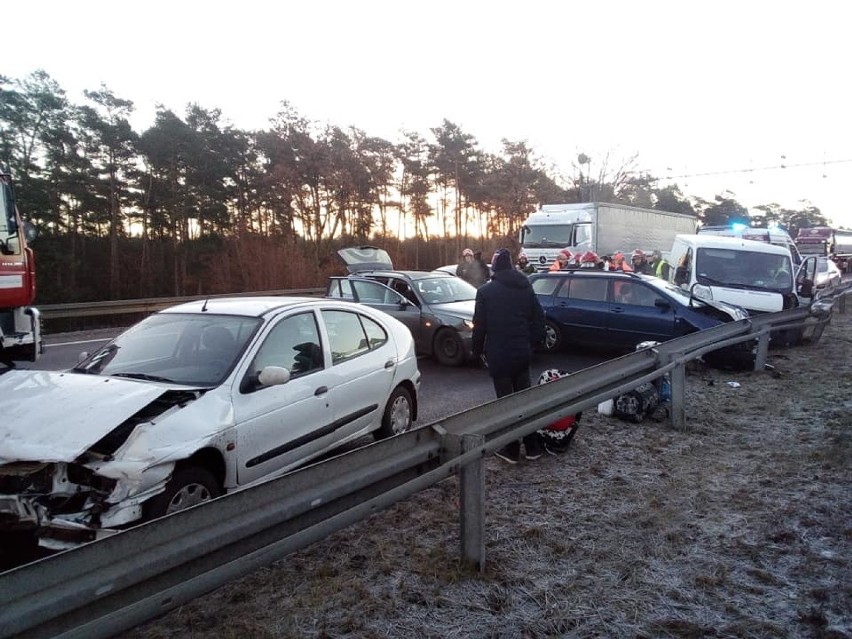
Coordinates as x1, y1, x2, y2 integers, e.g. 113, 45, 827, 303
567, 278, 607, 301
390, 279, 419, 305
612, 281, 659, 307
251, 312, 323, 378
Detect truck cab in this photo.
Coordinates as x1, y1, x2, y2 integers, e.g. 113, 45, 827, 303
1, 169, 41, 365
668, 234, 816, 315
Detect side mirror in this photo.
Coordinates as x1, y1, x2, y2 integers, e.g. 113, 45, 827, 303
258, 366, 290, 387
654, 298, 671, 310
23, 221, 38, 244
240, 365, 291, 394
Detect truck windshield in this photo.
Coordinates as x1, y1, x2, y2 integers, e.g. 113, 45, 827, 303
521, 224, 573, 248
696, 248, 792, 292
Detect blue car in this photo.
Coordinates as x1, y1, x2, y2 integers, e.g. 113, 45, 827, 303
529, 270, 749, 353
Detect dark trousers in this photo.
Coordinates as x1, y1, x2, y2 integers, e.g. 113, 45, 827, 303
492, 363, 539, 455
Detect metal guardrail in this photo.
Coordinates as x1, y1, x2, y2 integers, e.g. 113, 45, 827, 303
37, 288, 326, 320
1, 285, 848, 639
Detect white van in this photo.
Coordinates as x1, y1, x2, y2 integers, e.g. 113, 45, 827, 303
697, 224, 802, 264
668, 234, 816, 314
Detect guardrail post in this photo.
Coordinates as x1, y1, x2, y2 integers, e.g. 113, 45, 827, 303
456, 433, 486, 571
754, 329, 770, 371
669, 361, 687, 431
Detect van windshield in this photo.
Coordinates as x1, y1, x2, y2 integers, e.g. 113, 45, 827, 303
521, 224, 573, 248
696, 248, 792, 292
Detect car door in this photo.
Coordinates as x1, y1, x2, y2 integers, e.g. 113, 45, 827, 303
232, 309, 339, 486
607, 279, 676, 346
319, 308, 396, 439
550, 275, 610, 345
348, 278, 422, 345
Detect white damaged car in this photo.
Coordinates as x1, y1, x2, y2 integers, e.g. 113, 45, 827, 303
0, 297, 420, 551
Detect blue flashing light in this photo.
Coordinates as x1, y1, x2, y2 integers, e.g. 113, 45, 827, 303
730, 222, 748, 232
767, 221, 779, 230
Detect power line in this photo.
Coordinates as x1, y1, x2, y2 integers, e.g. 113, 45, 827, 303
661, 158, 852, 181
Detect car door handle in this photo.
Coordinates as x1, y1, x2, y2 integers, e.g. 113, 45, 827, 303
384, 360, 395, 369
314, 386, 328, 396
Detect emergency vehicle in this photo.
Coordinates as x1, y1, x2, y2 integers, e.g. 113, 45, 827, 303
0, 168, 41, 366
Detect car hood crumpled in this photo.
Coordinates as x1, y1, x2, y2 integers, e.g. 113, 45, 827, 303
0, 370, 202, 464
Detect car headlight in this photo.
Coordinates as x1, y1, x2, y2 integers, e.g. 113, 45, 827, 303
692, 284, 713, 301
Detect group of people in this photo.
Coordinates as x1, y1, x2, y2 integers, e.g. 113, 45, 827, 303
545, 247, 668, 277
461, 246, 671, 282
465, 243, 673, 464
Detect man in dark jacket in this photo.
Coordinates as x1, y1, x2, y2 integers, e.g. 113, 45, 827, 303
472, 248, 546, 463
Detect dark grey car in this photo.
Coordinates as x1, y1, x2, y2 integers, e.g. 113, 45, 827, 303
326, 247, 476, 366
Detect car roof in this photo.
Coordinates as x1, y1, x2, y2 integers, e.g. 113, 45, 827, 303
345, 270, 455, 281
674, 234, 791, 254
531, 269, 649, 280
160, 296, 325, 318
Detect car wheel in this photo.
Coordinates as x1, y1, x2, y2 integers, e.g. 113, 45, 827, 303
542, 320, 563, 352
433, 329, 465, 366
143, 466, 222, 519
376, 385, 414, 439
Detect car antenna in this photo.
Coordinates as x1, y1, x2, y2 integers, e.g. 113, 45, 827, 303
201, 298, 209, 312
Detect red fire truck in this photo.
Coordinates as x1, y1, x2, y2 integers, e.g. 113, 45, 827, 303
795, 226, 852, 274
0, 168, 41, 366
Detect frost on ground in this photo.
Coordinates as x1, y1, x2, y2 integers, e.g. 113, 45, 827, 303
127, 311, 851, 639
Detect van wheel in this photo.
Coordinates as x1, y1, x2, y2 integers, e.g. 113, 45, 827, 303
143, 466, 222, 520
542, 321, 563, 352
434, 329, 465, 366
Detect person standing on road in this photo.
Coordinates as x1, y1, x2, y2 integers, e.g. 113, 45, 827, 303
631, 249, 654, 275
469, 250, 491, 287
517, 252, 537, 275
457, 248, 475, 284
649, 250, 672, 280
472, 248, 547, 464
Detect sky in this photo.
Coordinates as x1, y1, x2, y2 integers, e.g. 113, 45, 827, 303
6, 0, 852, 228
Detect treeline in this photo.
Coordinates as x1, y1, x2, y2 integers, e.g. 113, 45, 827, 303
1, 70, 829, 304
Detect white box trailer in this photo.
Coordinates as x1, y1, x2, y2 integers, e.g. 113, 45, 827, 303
518, 202, 698, 271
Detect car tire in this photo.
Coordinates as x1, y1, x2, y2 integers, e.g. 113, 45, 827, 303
143, 466, 222, 519
541, 320, 563, 352
376, 385, 414, 439
433, 329, 465, 367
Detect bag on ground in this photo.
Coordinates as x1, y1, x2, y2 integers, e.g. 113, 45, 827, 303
612, 381, 659, 423
536, 369, 582, 453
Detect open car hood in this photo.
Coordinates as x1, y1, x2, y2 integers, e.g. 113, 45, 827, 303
0, 370, 199, 463
336, 246, 394, 273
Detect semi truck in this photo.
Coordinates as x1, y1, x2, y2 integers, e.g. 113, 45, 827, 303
794, 226, 852, 273
0, 168, 41, 366
518, 202, 698, 271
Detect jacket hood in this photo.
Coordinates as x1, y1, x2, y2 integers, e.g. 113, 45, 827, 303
491, 268, 533, 290
0, 370, 200, 463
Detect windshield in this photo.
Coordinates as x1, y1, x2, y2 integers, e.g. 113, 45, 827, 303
1, 178, 15, 239
696, 248, 792, 292
414, 276, 477, 304
73, 313, 262, 386
521, 224, 573, 248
